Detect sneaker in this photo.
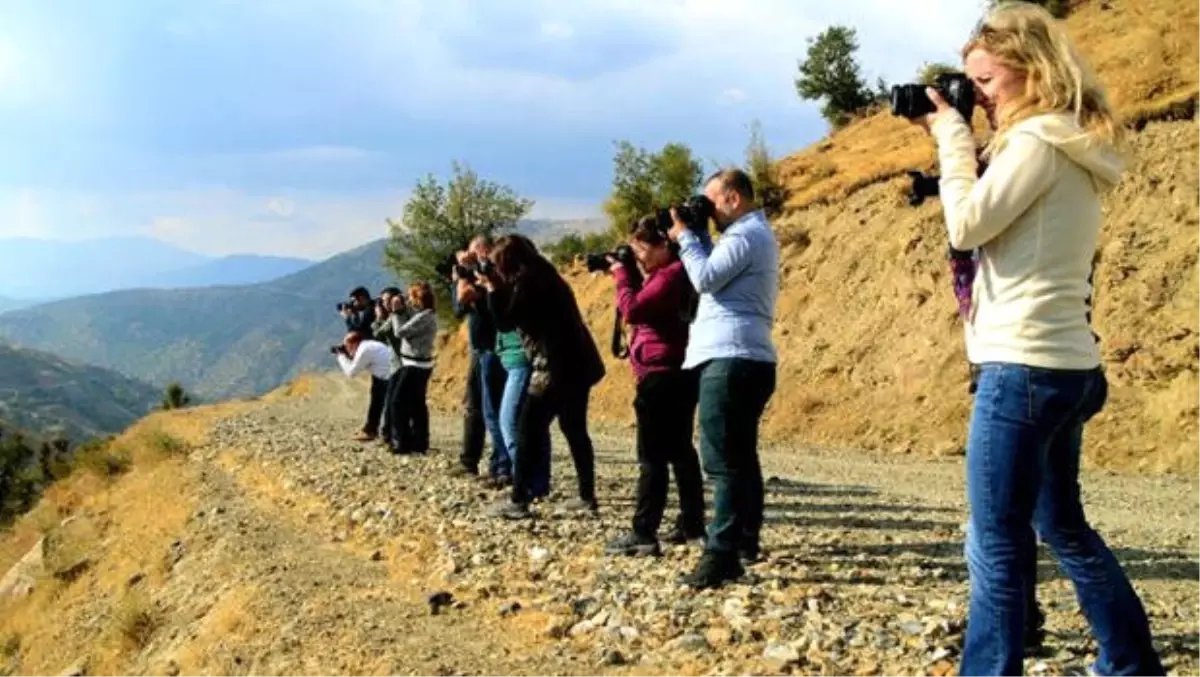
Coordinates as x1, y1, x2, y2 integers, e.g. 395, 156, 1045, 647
487, 500, 532, 520
663, 525, 707, 546
679, 551, 744, 590
559, 497, 599, 514
354, 431, 377, 442
448, 465, 478, 479
605, 532, 662, 557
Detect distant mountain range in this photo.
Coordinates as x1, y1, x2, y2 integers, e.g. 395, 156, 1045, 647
0, 236, 312, 300
0, 217, 607, 404
0, 240, 397, 401
0, 340, 161, 441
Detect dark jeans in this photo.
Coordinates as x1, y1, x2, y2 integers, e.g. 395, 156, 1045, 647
460, 350, 507, 474
632, 369, 705, 538
512, 382, 594, 505
382, 369, 403, 445
696, 358, 776, 555
960, 364, 1162, 676
363, 375, 390, 436
392, 366, 432, 453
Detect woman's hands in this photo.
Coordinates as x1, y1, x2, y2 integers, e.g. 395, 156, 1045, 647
912, 87, 958, 134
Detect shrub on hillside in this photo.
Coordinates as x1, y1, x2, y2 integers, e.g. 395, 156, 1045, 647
745, 121, 787, 218
794, 25, 876, 127
160, 381, 192, 410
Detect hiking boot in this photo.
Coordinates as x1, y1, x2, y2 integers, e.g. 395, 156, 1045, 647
679, 551, 744, 590
663, 525, 706, 546
487, 500, 532, 520
605, 532, 661, 557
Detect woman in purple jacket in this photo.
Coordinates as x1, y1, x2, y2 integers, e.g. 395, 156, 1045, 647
604, 215, 707, 557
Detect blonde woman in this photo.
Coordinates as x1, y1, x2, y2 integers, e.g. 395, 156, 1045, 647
914, 4, 1162, 675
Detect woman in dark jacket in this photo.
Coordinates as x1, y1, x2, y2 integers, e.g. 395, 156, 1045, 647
603, 216, 705, 556
479, 234, 605, 520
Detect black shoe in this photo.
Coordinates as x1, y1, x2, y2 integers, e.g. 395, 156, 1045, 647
739, 546, 767, 566
605, 532, 662, 557
680, 551, 744, 590
663, 525, 706, 546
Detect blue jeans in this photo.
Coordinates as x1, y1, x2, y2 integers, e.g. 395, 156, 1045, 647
499, 364, 549, 498
961, 363, 1162, 676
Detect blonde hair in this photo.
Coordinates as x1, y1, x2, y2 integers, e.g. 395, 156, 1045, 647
965, 2, 1120, 154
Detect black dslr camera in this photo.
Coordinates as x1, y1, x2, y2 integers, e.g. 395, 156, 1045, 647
890, 72, 975, 122
585, 244, 637, 276
329, 344, 348, 356
654, 194, 715, 235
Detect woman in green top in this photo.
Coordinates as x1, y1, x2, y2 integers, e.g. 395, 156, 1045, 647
494, 329, 551, 497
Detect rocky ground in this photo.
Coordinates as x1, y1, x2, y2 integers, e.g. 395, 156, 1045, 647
178, 374, 1197, 676
9, 373, 1193, 676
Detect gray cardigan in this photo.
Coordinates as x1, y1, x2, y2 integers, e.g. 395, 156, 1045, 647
385, 309, 437, 365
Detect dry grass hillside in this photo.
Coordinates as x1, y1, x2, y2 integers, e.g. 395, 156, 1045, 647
428, 0, 1200, 475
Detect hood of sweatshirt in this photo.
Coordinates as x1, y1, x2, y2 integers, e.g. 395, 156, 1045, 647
1003, 113, 1125, 192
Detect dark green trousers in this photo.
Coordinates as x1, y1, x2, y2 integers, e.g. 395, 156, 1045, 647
695, 358, 776, 555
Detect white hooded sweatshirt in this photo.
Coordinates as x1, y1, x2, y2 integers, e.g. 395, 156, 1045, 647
931, 111, 1124, 370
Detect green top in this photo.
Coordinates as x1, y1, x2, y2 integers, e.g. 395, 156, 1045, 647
495, 329, 528, 369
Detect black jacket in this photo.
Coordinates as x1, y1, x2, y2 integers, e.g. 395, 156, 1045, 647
453, 282, 498, 352
489, 263, 604, 394
345, 304, 377, 340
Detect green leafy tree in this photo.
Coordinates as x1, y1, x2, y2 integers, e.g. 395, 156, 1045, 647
385, 162, 534, 316
744, 120, 786, 218
160, 381, 191, 410
795, 25, 875, 127
602, 141, 702, 237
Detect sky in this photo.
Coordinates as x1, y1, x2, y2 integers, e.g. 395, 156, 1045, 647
0, 0, 984, 259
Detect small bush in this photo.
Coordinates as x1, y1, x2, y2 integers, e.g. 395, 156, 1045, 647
72, 442, 132, 479
145, 430, 189, 459
159, 382, 192, 410
113, 591, 158, 649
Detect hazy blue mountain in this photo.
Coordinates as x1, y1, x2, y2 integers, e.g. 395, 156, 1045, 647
142, 254, 313, 289
0, 236, 211, 298
0, 340, 161, 441
0, 240, 398, 401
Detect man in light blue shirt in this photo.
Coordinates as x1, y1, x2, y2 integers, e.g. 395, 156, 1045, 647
668, 168, 779, 589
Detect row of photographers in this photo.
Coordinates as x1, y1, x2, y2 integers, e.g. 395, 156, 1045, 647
341, 4, 1163, 674
334, 283, 438, 455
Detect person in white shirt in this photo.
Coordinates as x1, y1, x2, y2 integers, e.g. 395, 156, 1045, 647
333, 331, 396, 441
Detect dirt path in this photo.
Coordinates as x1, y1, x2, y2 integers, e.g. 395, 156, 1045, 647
4, 373, 1194, 676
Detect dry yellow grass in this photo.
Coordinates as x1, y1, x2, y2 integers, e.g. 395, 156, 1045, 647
0, 398, 262, 675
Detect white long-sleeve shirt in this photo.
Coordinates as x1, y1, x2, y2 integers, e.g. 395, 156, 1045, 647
335, 340, 395, 380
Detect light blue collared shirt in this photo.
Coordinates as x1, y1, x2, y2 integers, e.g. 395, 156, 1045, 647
675, 209, 779, 369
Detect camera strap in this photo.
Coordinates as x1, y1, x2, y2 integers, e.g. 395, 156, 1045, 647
611, 307, 629, 359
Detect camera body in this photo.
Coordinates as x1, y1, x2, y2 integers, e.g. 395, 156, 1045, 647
890, 72, 975, 122
585, 244, 637, 276
654, 194, 715, 235
329, 344, 348, 356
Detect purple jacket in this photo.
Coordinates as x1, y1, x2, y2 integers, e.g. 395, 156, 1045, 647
613, 260, 692, 382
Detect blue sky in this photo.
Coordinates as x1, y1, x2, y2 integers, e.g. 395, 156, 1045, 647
0, 0, 983, 258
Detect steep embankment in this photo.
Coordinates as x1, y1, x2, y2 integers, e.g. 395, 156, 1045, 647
3, 374, 1197, 675
428, 0, 1199, 475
